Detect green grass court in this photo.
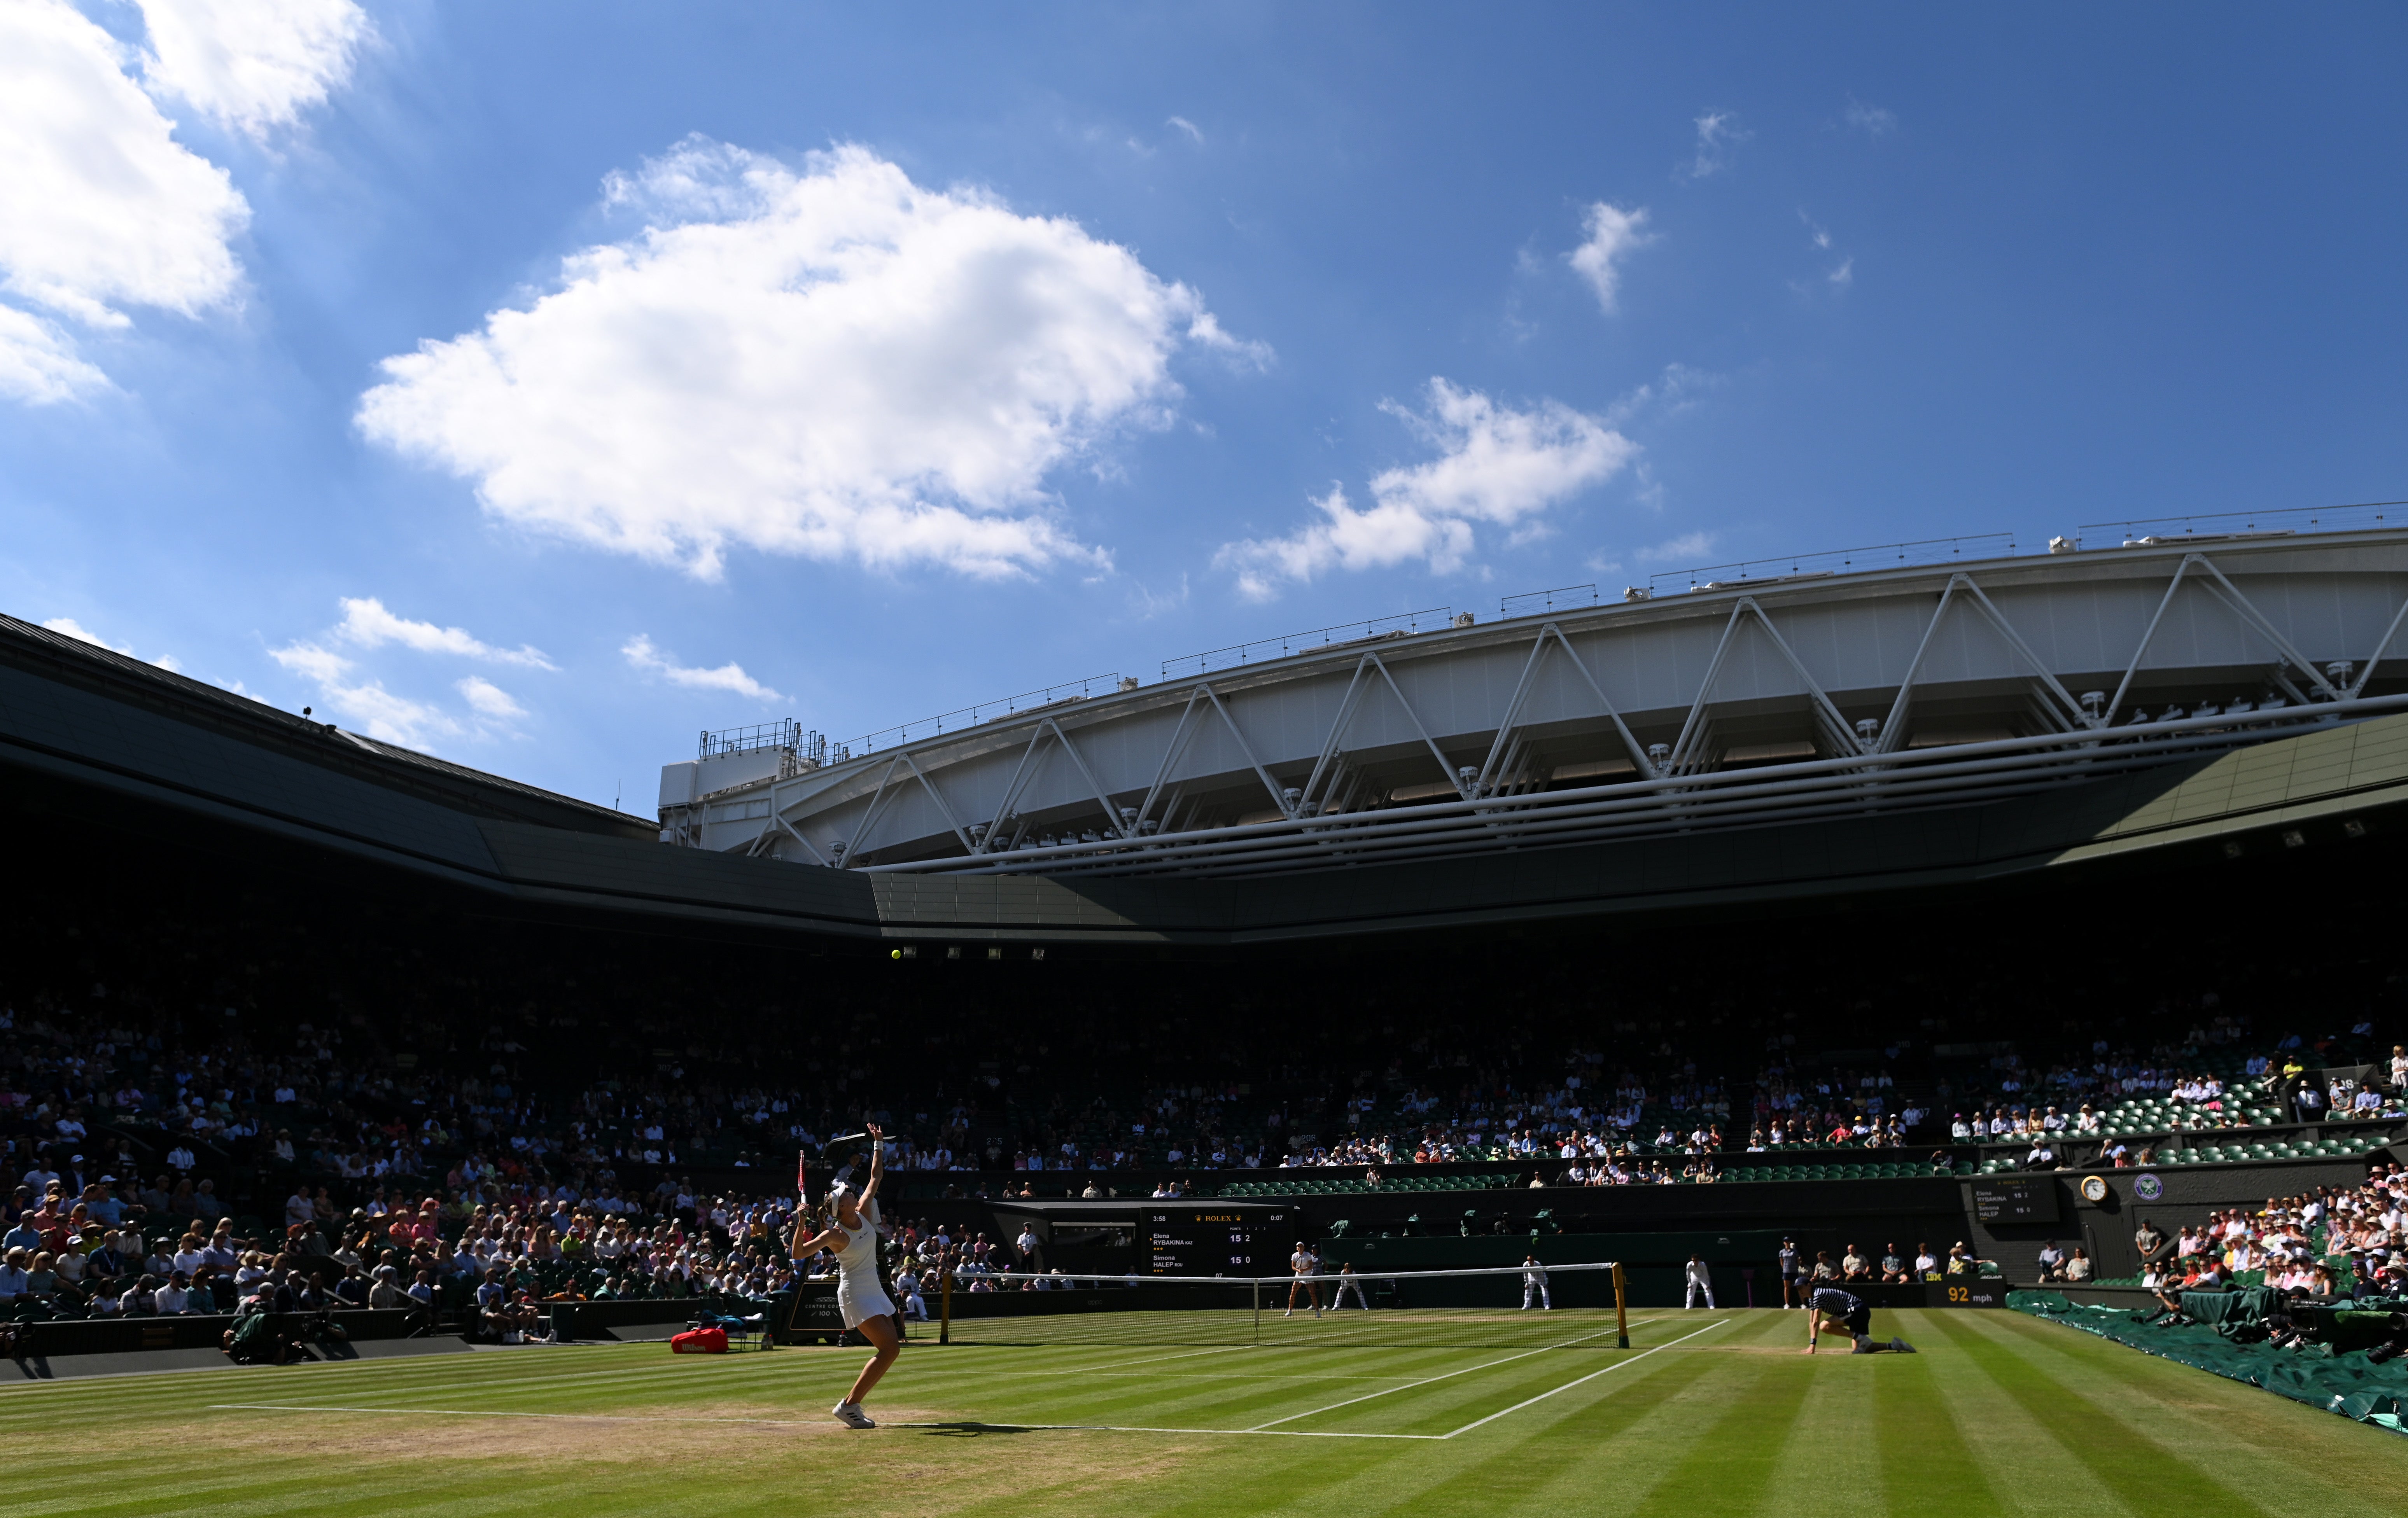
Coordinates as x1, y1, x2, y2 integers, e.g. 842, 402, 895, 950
5, 1307, 2405, 1516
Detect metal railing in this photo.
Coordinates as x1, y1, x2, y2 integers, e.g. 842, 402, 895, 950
2076, 500, 2408, 551
839, 673, 1127, 757
1499, 584, 1600, 619
1160, 607, 1453, 680
1645, 533, 2019, 597
700, 719, 808, 761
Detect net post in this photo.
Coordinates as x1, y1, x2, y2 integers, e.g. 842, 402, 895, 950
1252, 1276, 1260, 1346
939, 1267, 953, 1346
1614, 1262, 1629, 1349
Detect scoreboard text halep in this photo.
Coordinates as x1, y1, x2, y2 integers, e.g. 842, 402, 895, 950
1144, 1207, 1292, 1275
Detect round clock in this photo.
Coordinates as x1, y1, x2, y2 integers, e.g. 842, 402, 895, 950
2080, 1175, 2109, 1203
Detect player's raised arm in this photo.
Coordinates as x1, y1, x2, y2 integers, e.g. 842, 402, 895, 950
858, 1123, 886, 1204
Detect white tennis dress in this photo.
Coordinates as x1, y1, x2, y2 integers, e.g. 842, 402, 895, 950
831, 1201, 897, 1329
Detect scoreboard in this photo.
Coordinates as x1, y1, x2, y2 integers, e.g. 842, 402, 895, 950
1969, 1176, 2059, 1224
1143, 1205, 1293, 1276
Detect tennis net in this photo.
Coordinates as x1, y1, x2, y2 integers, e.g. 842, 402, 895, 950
922, 1262, 1629, 1349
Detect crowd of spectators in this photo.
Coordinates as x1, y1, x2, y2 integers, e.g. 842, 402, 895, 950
2119, 1165, 2408, 1309
0, 1159, 823, 1339
0, 831, 2401, 1342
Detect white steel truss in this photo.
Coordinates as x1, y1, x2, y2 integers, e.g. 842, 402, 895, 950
707, 544, 2408, 876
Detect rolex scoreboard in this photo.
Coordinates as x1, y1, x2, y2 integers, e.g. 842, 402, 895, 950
1143, 1204, 1293, 1276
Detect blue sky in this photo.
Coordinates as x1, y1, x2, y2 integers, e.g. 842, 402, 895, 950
5, 2, 2405, 809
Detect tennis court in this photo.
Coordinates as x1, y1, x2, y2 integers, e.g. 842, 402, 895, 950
5, 1307, 2405, 1516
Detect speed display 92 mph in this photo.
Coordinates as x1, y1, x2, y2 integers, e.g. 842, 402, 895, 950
1144, 1206, 1293, 1276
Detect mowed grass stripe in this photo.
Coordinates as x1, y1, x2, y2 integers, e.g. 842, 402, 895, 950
1594, 1319, 1817, 1517
1921, 1312, 2277, 1516
1870, 1319, 2004, 1518
1311, 1341, 1741, 1518
1223, 1340, 1734, 1518
1315, 1336, 1684, 1437
1136, 1432, 1402, 1518
1946, 1310, 2408, 1508
1916, 1309, 2225, 1518
941, 1317, 1695, 1435
950, 1342, 1451, 1427
1251, 1322, 1664, 1432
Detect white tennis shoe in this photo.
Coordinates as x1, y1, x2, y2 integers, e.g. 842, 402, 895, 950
832, 1401, 875, 1429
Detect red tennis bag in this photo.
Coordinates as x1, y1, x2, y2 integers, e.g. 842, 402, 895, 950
670, 1326, 729, 1354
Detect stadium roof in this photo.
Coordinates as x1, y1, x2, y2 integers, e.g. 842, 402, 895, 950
10, 600, 2408, 951
0, 610, 644, 839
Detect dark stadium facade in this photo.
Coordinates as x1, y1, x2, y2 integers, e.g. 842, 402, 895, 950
10, 521, 2408, 951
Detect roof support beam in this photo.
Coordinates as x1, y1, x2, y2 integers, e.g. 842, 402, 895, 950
1474, 622, 1660, 796
1667, 598, 1862, 775
902, 751, 976, 855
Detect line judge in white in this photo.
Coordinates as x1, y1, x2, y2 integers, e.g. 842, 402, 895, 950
1521, 1254, 1551, 1310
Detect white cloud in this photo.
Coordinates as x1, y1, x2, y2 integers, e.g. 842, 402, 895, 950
1796, 216, 1853, 291
43, 616, 132, 654
455, 675, 525, 720
622, 634, 785, 703
266, 638, 432, 745
1167, 115, 1203, 145
1681, 110, 1749, 180
315, 680, 461, 749
267, 638, 350, 684
0, 305, 108, 404
136, 0, 370, 139
333, 596, 555, 668
1844, 96, 1896, 136
44, 613, 186, 671
1185, 310, 1273, 369
1216, 379, 1636, 598
1636, 530, 1717, 564
0, 0, 250, 400
360, 138, 1257, 581
1567, 202, 1651, 315
270, 596, 545, 747
264, 637, 464, 749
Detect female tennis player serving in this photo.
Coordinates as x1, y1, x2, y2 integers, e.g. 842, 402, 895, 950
790, 1123, 901, 1427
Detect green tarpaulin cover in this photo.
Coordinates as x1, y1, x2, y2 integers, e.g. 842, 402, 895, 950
2012, 1291, 2408, 1433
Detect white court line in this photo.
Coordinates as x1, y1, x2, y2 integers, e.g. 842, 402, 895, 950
902, 1422, 1444, 1440
206, 1315, 1732, 1444
208, 1402, 1438, 1440
1244, 1317, 1668, 1431
1438, 1317, 1734, 1438
212, 1404, 828, 1428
